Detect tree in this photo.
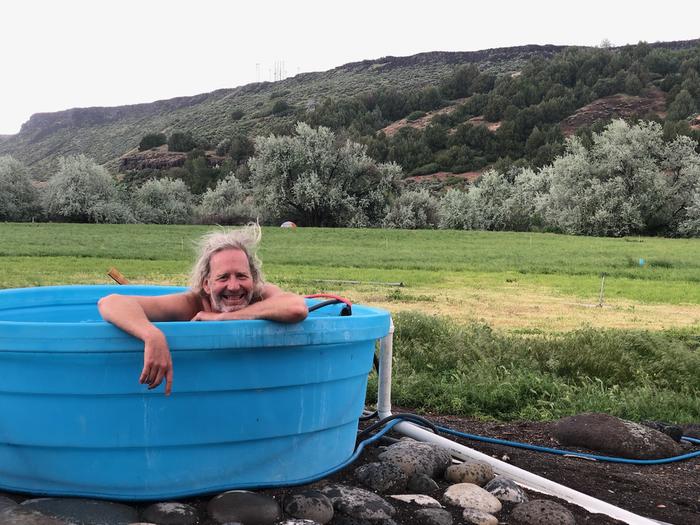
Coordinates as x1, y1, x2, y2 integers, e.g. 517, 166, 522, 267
131, 178, 194, 224
667, 89, 696, 121
43, 155, 129, 223
0, 156, 41, 221
248, 122, 402, 227
197, 174, 257, 225
168, 131, 197, 152
138, 133, 167, 151
383, 189, 439, 229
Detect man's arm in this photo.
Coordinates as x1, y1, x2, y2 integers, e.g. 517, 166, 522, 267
191, 284, 308, 323
97, 292, 200, 395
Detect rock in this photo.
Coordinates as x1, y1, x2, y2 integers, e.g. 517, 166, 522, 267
444, 461, 494, 486
318, 484, 395, 520
680, 423, 700, 439
278, 521, 318, 525
388, 494, 442, 507
510, 499, 575, 525
442, 483, 501, 513
483, 477, 528, 503
21, 498, 139, 525
283, 490, 334, 524
378, 440, 452, 479
354, 462, 407, 493
0, 494, 19, 511
461, 507, 498, 525
326, 516, 371, 525
407, 474, 439, 494
0, 506, 70, 525
141, 502, 198, 525
642, 420, 683, 442
553, 412, 683, 459
207, 491, 282, 525
414, 508, 453, 525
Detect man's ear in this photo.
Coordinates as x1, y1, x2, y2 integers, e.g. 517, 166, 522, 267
203, 278, 211, 295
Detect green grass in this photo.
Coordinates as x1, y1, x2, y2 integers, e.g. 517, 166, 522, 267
367, 312, 700, 422
3, 223, 700, 304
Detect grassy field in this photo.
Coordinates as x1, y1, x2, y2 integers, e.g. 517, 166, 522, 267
3, 222, 700, 332
2, 222, 699, 422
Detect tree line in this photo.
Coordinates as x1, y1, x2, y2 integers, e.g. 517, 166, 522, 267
2, 119, 700, 237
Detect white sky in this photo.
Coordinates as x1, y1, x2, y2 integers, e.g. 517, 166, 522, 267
1, 0, 698, 134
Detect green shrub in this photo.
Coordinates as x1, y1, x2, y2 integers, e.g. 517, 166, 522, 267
406, 110, 426, 122
138, 133, 167, 151
272, 100, 291, 115
368, 312, 700, 422
167, 131, 197, 152
230, 109, 244, 121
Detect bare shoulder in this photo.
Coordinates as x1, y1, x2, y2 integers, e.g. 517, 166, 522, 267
259, 283, 284, 300
135, 290, 202, 321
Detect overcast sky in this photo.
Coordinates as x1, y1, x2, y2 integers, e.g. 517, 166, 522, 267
1, 0, 698, 134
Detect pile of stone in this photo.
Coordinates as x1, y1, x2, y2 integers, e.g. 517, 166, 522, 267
0, 436, 575, 525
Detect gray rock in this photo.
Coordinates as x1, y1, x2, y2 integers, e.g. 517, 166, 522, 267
318, 484, 395, 521
414, 508, 453, 525
554, 412, 683, 459
510, 499, 575, 525
388, 494, 441, 507
483, 477, 528, 503
0, 494, 19, 511
641, 420, 683, 442
354, 462, 407, 494
407, 473, 439, 494
207, 491, 282, 525
327, 516, 370, 525
444, 461, 494, 486
680, 423, 700, 439
141, 502, 199, 525
442, 484, 501, 513
283, 490, 334, 524
21, 498, 138, 525
461, 508, 498, 525
378, 440, 452, 479
0, 506, 70, 525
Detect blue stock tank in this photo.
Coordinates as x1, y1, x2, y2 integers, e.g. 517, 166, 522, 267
0, 285, 390, 500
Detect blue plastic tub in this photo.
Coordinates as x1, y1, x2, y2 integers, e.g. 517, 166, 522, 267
0, 285, 390, 500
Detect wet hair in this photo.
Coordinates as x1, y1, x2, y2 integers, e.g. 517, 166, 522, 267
190, 224, 265, 298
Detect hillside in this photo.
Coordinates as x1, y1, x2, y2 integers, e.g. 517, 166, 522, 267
1, 39, 699, 182
0, 45, 568, 178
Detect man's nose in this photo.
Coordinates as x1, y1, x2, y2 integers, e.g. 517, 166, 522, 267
226, 277, 240, 290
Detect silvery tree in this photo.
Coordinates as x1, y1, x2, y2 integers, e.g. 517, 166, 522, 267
383, 189, 439, 229
249, 122, 402, 227
539, 120, 698, 236
0, 155, 40, 221
43, 155, 130, 223
131, 178, 194, 224
197, 173, 257, 225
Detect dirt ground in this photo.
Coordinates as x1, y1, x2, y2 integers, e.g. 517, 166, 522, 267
343, 412, 700, 525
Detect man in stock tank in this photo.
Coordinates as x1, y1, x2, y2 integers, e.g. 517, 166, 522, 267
98, 224, 308, 395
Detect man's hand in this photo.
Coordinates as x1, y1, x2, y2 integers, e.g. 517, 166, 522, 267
191, 311, 223, 321
139, 329, 173, 395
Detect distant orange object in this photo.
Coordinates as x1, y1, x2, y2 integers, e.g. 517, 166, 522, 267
280, 221, 297, 228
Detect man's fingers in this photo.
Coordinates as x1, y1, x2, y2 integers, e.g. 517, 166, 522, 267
165, 368, 173, 396
139, 365, 151, 384
149, 368, 166, 389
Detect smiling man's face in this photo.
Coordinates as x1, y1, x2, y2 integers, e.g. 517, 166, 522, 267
203, 248, 255, 312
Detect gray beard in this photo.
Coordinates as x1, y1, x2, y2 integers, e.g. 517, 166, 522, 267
210, 291, 253, 313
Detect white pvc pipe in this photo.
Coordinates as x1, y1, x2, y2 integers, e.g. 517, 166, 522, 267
376, 323, 669, 525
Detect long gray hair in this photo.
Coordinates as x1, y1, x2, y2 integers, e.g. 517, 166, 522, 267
190, 224, 265, 298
